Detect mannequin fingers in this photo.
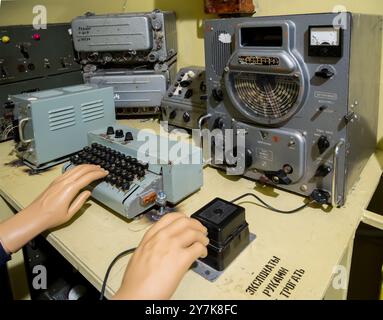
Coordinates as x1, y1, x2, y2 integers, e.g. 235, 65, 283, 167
155, 216, 208, 239
141, 213, 188, 244
70, 170, 108, 195
59, 165, 105, 183
177, 228, 209, 249
182, 242, 209, 266
68, 191, 92, 217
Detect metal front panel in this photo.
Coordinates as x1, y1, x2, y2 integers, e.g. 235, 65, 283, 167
0, 23, 81, 86
204, 13, 372, 205
72, 16, 153, 52
0, 23, 82, 142
85, 69, 168, 108
161, 66, 207, 130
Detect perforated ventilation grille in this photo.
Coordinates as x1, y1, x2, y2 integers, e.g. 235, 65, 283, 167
212, 30, 232, 77
81, 100, 105, 123
233, 73, 300, 121
49, 106, 76, 131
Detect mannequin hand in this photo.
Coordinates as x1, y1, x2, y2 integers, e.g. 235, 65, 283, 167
113, 213, 209, 300
26, 164, 108, 230
0, 165, 108, 253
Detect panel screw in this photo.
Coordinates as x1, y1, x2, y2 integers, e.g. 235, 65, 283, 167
300, 185, 308, 192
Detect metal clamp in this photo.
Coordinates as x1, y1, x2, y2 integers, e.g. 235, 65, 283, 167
18, 118, 33, 144
332, 140, 345, 207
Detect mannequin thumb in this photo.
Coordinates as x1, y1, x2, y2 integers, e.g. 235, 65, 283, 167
68, 191, 92, 218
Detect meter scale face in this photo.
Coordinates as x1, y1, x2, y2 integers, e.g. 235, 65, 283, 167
308, 26, 343, 58
310, 27, 340, 46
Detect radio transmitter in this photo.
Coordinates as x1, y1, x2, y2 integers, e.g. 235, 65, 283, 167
71, 10, 177, 69
84, 64, 176, 116
0, 23, 83, 142
161, 66, 208, 130
204, 13, 382, 207
11, 85, 115, 170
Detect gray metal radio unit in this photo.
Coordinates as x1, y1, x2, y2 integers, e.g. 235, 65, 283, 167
0, 23, 83, 142
11, 85, 116, 170
162, 66, 208, 130
71, 10, 177, 69
63, 125, 203, 219
204, 13, 382, 206
84, 64, 176, 116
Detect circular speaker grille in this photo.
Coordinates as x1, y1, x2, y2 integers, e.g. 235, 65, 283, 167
232, 73, 301, 123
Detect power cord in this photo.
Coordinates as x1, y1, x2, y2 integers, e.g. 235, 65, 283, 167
99, 247, 136, 300
231, 193, 311, 214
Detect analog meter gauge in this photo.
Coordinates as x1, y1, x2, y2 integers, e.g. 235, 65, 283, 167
308, 26, 343, 57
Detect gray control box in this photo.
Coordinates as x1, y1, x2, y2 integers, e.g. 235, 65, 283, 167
11, 85, 116, 170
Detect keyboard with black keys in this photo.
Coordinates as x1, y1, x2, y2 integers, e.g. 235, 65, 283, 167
63, 125, 203, 219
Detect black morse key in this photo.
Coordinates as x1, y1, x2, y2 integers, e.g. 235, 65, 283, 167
191, 198, 251, 271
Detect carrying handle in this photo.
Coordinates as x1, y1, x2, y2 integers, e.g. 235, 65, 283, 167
332, 140, 345, 207
18, 118, 33, 144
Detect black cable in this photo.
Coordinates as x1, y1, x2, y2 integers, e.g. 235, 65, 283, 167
99, 248, 136, 300
231, 193, 311, 214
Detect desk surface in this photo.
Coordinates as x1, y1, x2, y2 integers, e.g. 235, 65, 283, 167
1, 119, 382, 300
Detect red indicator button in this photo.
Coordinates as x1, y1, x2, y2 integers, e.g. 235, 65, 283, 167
32, 33, 41, 41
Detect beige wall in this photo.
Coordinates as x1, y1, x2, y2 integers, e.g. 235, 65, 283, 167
1, 0, 383, 147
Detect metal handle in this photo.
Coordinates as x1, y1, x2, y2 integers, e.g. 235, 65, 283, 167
332, 140, 345, 207
198, 114, 212, 131
18, 118, 33, 144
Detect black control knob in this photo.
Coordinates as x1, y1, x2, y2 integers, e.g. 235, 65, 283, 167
107, 126, 115, 135
183, 112, 191, 123
125, 132, 134, 142
184, 89, 193, 99
169, 110, 177, 120
315, 68, 334, 79
317, 136, 330, 154
180, 80, 192, 87
212, 88, 224, 102
115, 130, 124, 139
315, 165, 332, 178
20, 45, 30, 59
213, 117, 225, 130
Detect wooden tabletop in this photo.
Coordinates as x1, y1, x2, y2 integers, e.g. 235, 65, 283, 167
0, 119, 382, 300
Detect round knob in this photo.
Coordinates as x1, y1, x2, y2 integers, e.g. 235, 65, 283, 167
115, 130, 124, 139
318, 136, 330, 154
106, 126, 115, 135
315, 68, 334, 79
315, 165, 332, 177
213, 117, 225, 130
1, 35, 10, 44
169, 110, 177, 120
183, 112, 191, 123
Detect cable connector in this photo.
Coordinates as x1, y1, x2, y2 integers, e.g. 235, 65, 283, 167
309, 189, 331, 205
